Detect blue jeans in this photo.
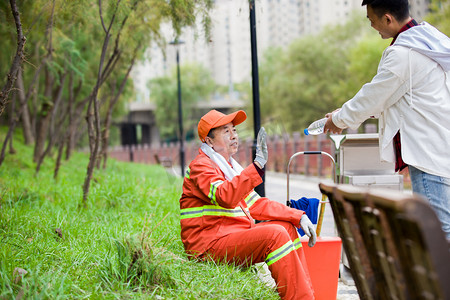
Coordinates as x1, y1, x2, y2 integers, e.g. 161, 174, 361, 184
409, 166, 450, 239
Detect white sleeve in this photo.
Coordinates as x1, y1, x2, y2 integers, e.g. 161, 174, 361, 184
333, 48, 409, 129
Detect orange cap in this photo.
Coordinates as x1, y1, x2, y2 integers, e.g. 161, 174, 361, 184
198, 110, 247, 142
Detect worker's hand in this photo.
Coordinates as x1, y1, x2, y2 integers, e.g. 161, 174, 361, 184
323, 111, 344, 135
254, 127, 268, 169
300, 215, 317, 247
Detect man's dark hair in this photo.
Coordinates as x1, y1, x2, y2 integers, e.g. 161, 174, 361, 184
207, 128, 216, 139
362, 0, 410, 21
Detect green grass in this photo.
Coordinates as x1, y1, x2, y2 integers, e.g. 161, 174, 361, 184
0, 129, 278, 299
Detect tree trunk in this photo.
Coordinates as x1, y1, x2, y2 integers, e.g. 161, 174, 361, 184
65, 87, 87, 160
8, 93, 16, 154
16, 68, 34, 145
33, 68, 54, 162
33, 0, 55, 162
35, 73, 67, 174
65, 125, 73, 160
0, 0, 26, 116
99, 96, 113, 169
82, 0, 129, 206
82, 98, 98, 206
0, 93, 18, 166
16, 54, 48, 147
31, 43, 41, 139
53, 69, 73, 179
100, 52, 137, 169
54, 133, 66, 180
55, 75, 82, 178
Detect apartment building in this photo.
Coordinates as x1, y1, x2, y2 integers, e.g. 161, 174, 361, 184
132, 0, 430, 100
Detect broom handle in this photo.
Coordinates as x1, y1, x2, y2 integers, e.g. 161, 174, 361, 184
315, 194, 327, 237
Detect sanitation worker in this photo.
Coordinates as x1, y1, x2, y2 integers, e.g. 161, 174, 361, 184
323, 0, 450, 239
180, 109, 316, 299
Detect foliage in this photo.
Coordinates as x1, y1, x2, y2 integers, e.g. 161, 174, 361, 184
425, 0, 450, 35
0, 128, 277, 299
334, 32, 390, 106
256, 12, 378, 133
149, 62, 215, 141
0, 0, 213, 152
247, 3, 448, 135
0, 0, 214, 207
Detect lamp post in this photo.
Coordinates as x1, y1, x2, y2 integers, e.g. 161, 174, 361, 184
249, 0, 265, 196
170, 39, 185, 177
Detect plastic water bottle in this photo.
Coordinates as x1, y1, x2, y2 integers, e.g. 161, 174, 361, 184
304, 117, 327, 135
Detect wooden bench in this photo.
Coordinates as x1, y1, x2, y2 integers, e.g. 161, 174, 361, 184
319, 182, 450, 300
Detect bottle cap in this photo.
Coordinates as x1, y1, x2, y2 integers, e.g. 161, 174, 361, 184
303, 129, 309, 135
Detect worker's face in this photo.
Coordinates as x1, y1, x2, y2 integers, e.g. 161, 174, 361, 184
206, 122, 239, 161
366, 5, 397, 39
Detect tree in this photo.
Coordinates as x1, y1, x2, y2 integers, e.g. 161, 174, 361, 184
98, 48, 138, 170
256, 12, 385, 133
257, 19, 353, 132
254, 4, 450, 135
425, 0, 450, 35
0, 0, 214, 207
0, 0, 26, 166
0, 0, 26, 116
81, 0, 213, 205
334, 32, 389, 107
149, 63, 215, 141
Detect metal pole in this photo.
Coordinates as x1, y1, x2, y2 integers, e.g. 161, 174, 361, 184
249, 0, 264, 196
176, 48, 185, 177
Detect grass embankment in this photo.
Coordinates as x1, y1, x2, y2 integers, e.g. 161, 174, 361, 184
0, 131, 278, 299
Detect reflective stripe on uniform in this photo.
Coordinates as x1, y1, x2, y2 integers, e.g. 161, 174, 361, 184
293, 237, 302, 250
265, 240, 295, 266
208, 180, 223, 205
185, 168, 191, 179
244, 191, 260, 208
180, 205, 246, 220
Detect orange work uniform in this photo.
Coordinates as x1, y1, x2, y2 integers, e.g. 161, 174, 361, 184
180, 149, 314, 299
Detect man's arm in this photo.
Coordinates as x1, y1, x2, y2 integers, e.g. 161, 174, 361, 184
324, 48, 410, 132
249, 197, 304, 225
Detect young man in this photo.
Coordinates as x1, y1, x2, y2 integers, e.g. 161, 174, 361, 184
180, 109, 316, 299
324, 0, 450, 239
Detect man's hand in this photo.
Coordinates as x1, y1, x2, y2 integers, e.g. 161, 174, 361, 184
300, 215, 317, 247
323, 109, 344, 134
254, 127, 268, 169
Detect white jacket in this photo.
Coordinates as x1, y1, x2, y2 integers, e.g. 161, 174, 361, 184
333, 22, 450, 178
